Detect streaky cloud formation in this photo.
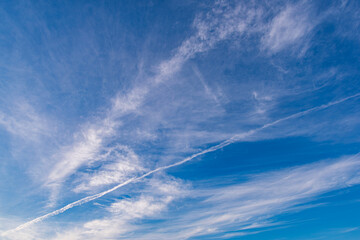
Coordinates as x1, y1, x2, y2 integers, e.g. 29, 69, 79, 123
262, 1, 316, 54
1, 0, 360, 239
136, 154, 360, 239
43, 0, 262, 202
48, 154, 360, 240
3, 91, 359, 236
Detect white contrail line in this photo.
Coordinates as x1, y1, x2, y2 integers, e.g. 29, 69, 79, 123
2, 92, 360, 236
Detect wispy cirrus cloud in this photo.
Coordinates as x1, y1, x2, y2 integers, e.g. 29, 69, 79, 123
3, 91, 359, 237
25, 154, 360, 240
51, 176, 187, 240
2, 1, 360, 240
141, 154, 360, 239
43, 0, 341, 202
43, 0, 264, 202
0, 101, 51, 141
262, 1, 318, 54
73, 145, 145, 193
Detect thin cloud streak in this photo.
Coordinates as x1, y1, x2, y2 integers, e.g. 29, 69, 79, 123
3, 92, 360, 236
262, 1, 316, 54
51, 153, 360, 240
0, 101, 51, 141
45, 1, 259, 195
136, 154, 360, 240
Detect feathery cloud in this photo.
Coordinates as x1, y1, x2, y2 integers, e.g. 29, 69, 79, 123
3, 92, 359, 236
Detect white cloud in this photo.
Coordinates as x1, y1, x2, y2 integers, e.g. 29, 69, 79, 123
3, 1, 360, 240
45, 116, 119, 205
262, 2, 316, 53
0, 217, 49, 240
129, 154, 360, 239
52, 177, 187, 240
192, 65, 222, 104
5, 91, 359, 236
0, 101, 51, 141
47, 123, 114, 184
73, 145, 145, 193
43, 0, 264, 201
46, 154, 360, 240
5, 1, 360, 238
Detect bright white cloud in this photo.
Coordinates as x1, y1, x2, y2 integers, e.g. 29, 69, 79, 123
52, 177, 187, 240
3, 1, 359, 240
0, 101, 51, 141
4, 91, 359, 237
43, 154, 360, 240
43, 0, 264, 201
262, 2, 316, 53
73, 145, 145, 193
128, 154, 360, 239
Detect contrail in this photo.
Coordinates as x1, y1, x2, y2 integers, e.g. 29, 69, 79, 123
2, 92, 360, 236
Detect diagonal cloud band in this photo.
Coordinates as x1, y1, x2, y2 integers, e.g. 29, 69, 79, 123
3, 92, 360, 236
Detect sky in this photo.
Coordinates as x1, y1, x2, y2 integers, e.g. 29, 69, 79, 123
1, 0, 360, 239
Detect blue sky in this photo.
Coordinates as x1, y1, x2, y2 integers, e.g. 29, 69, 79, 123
1, 0, 360, 239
